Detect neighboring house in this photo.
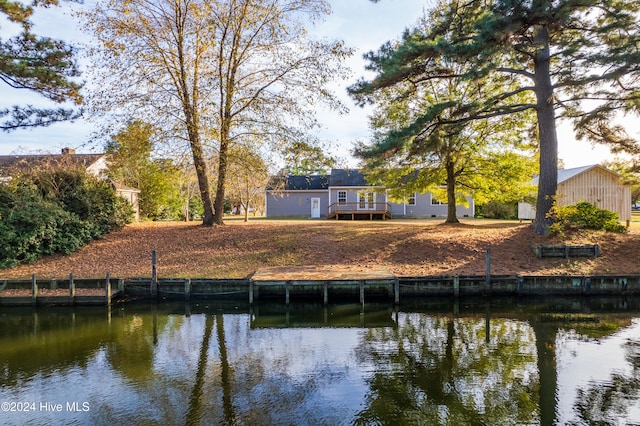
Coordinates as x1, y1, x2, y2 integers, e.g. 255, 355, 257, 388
0, 147, 141, 221
518, 164, 631, 224
266, 169, 475, 219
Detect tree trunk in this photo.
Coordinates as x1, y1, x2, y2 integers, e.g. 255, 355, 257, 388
533, 321, 559, 426
445, 159, 459, 223
185, 314, 214, 424
190, 132, 215, 226
212, 136, 229, 225
216, 314, 236, 424
533, 24, 558, 235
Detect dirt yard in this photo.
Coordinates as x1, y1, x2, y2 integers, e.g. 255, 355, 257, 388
1, 218, 639, 279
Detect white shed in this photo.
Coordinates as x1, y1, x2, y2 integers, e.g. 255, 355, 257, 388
518, 165, 631, 223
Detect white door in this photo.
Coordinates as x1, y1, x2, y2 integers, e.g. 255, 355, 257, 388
358, 192, 376, 210
311, 197, 321, 218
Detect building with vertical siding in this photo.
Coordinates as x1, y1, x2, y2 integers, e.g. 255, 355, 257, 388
518, 165, 631, 224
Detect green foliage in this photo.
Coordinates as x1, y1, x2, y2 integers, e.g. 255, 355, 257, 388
358, 0, 640, 233
547, 201, 627, 238
281, 141, 336, 175
349, 10, 538, 223
106, 120, 183, 220
0, 0, 83, 130
476, 202, 517, 219
0, 169, 133, 269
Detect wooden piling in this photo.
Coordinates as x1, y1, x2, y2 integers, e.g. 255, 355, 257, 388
453, 276, 460, 298
394, 277, 400, 305
359, 280, 365, 307
323, 281, 328, 306
249, 281, 254, 305
517, 274, 524, 295
31, 274, 37, 306
151, 250, 158, 297
485, 249, 491, 295
285, 281, 290, 306
105, 273, 111, 306
185, 278, 191, 301
584, 277, 591, 295
69, 273, 75, 305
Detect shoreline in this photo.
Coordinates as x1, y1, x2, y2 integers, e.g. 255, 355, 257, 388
2, 268, 640, 307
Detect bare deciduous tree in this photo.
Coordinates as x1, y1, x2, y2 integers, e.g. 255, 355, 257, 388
82, 0, 352, 225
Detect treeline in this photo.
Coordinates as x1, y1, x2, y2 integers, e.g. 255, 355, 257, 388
0, 168, 134, 268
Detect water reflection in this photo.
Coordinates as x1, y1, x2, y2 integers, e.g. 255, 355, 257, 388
353, 315, 539, 425
0, 298, 639, 425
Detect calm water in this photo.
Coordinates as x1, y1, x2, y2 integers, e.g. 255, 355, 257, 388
1, 298, 639, 426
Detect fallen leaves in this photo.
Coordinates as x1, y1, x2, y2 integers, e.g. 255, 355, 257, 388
1, 218, 639, 279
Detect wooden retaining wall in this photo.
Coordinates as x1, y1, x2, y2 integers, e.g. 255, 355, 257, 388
2, 274, 640, 307
121, 274, 640, 305
397, 275, 640, 297
0, 274, 120, 306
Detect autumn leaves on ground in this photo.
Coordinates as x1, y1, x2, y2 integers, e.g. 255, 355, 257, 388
1, 219, 639, 280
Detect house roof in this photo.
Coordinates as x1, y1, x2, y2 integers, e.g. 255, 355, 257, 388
268, 174, 330, 191
268, 169, 379, 191
531, 164, 617, 185
328, 169, 368, 186
0, 150, 104, 177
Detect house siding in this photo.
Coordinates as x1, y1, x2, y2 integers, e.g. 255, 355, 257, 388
328, 187, 385, 206
519, 165, 631, 222
266, 191, 329, 218
389, 193, 474, 218
266, 169, 475, 219
557, 167, 631, 222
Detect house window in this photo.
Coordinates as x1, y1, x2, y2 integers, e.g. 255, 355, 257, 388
338, 191, 347, 204
408, 192, 416, 205
431, 195, 445, 205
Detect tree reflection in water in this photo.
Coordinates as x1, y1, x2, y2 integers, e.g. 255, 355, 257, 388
571, 332, 640, 424
3, 301, 640, 425
352, 314, 539, 425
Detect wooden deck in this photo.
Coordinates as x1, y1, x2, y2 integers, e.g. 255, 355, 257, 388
327, 202, 392, 220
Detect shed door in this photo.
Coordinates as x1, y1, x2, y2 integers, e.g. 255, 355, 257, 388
311, 197, 321, 218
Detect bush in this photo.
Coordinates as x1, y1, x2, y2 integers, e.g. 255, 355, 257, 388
547, 201, 627, 237
0, 170, 133, 269
476, 202, 517, 219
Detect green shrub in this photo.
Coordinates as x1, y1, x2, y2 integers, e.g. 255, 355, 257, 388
547, 201, 627, 237
0, 170, 133, 269
476, 202, 517, 219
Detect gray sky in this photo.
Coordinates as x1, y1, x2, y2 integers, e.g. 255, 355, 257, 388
0, 0, 626, 168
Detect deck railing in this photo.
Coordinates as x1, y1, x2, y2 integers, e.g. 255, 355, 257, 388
327, 202, 392, 219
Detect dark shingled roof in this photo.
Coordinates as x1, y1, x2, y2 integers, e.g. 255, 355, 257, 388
267, 174, 329, 191
328, 169, 367, 186
267, 169, 374, 191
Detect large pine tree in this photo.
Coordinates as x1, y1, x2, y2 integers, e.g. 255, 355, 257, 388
353, 0, 640, 233
0, 1, 82, 130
